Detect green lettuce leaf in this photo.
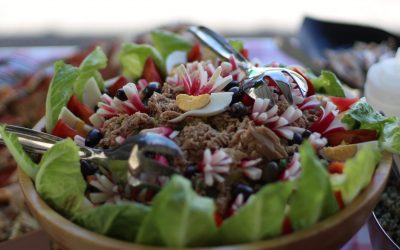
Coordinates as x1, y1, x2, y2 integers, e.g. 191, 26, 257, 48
229, 40, 244, 52
35, 139, 86, 217
74, 47, 108, 100
151, 30, 192, 58
45, 61, 79, 133
119, 43, 164, 79
0, 126, 39, 179
289, 141, 339, 231
342, 99, 400, 153
330, 146, 381, 204
217, 181, 293, 244
73, 203, 150, 242
311, 70, 345, 97
136, 175, 217, 247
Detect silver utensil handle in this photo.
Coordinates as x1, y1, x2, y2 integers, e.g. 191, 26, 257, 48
0, 124, 93, 157
188, 26, 250, 65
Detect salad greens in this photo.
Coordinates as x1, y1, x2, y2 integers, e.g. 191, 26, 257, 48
45, 61, 79, 132
73, 47, 108, 100
342, 99, 400, 154
229, 40, 244, 52
311, 70, 346, 97
73, 203, 150, 242
330, 146, 381, 204
136, 175, 217, 247
119, 43, 165, 80
0, 126, 39, 179
218, 181, 293, 244
289, 141, 339, 231
151, 30, 192, 58
35, 139, 86, 217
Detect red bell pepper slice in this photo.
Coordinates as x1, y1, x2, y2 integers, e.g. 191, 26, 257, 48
282, 216, 293, 235
141, 57, 162, 83
334, 191, 345, 210
330, 97, 359, 113
324, 129, 378, 146
67, 95, 94, 124
107, 75, 129, 97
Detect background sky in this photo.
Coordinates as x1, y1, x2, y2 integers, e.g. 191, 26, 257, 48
1, 0, 399, 36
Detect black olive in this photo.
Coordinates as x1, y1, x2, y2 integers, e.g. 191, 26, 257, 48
115, 89, 127, 101
143, 82, 161, 98
228, 86, 244, 104
80, 160, 98, 178
184, 164, 198, 178
302, 130, 312, 138
230, 102, 248, 117
223, 80, 240, 91
290, 133, 303, 145
262, 161, 280, 183
232, 183, 253, 200
85, 129, 103, 147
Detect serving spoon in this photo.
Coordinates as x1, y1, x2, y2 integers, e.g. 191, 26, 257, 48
188, 26, 309, 104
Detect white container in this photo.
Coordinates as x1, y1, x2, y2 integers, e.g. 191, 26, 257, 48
365, 48, 400, 118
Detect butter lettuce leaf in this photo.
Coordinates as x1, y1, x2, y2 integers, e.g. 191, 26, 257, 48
45, 61, 79, 132
330, 146, 381, 204
217, 181, 293, 244
119, 43, 164, 79
0, 126, 39, 179
136, 175, 217, 247
74, 47, 107, 100
35, 139, 86, 217
311, 70, 345, 97
289, 141, 339, 231
73, 203, 150, 242
151, 30, 192, 58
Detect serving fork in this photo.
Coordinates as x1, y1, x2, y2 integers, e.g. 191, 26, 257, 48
0, 125, 182, 189
188, 26, 309, 104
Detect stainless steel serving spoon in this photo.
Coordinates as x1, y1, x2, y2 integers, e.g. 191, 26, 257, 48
0, 125, 182, 189
188, 26, 309, 104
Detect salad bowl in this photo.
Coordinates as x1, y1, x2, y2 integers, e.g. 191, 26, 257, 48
17, 123, 392, 250
3, 27, 399, 250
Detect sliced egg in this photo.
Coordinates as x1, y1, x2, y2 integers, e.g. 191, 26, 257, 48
169, 92, 233, 123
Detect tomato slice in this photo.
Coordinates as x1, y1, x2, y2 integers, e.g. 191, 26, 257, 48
328, 162, 345, 174
282, 216, 292, 235
141, 57, 162, 83
240, 48, 249, 59
67, 95, 94, 124
214, 211, 223, 227
334, 191, 345, 209
187, 43, 202, 62
330, 97, 359, 113
324, 129, 378, 146
107, 76, 129, 97
52, 119, 80, 138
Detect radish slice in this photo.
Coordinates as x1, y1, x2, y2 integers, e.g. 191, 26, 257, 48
166, 51, 187, 74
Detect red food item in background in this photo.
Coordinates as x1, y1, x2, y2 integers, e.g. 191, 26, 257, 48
329, 97, 359, 113
67, 95, 94, 124
107, 76, 129, 97
293, 68, 315, 97
187, 43, 202, 62
0, 166, 16, 187
328, 162, 345, 174
334, 191, 345, 210
240, 48, 249, 59
325, 129, 378, 146
214, 211, 223, 227
282, 216, 292, 235
141, 57, 162, 83
52, 119, 79, 138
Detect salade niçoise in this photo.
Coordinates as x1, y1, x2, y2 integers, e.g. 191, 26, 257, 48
1, 29, 399, 247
